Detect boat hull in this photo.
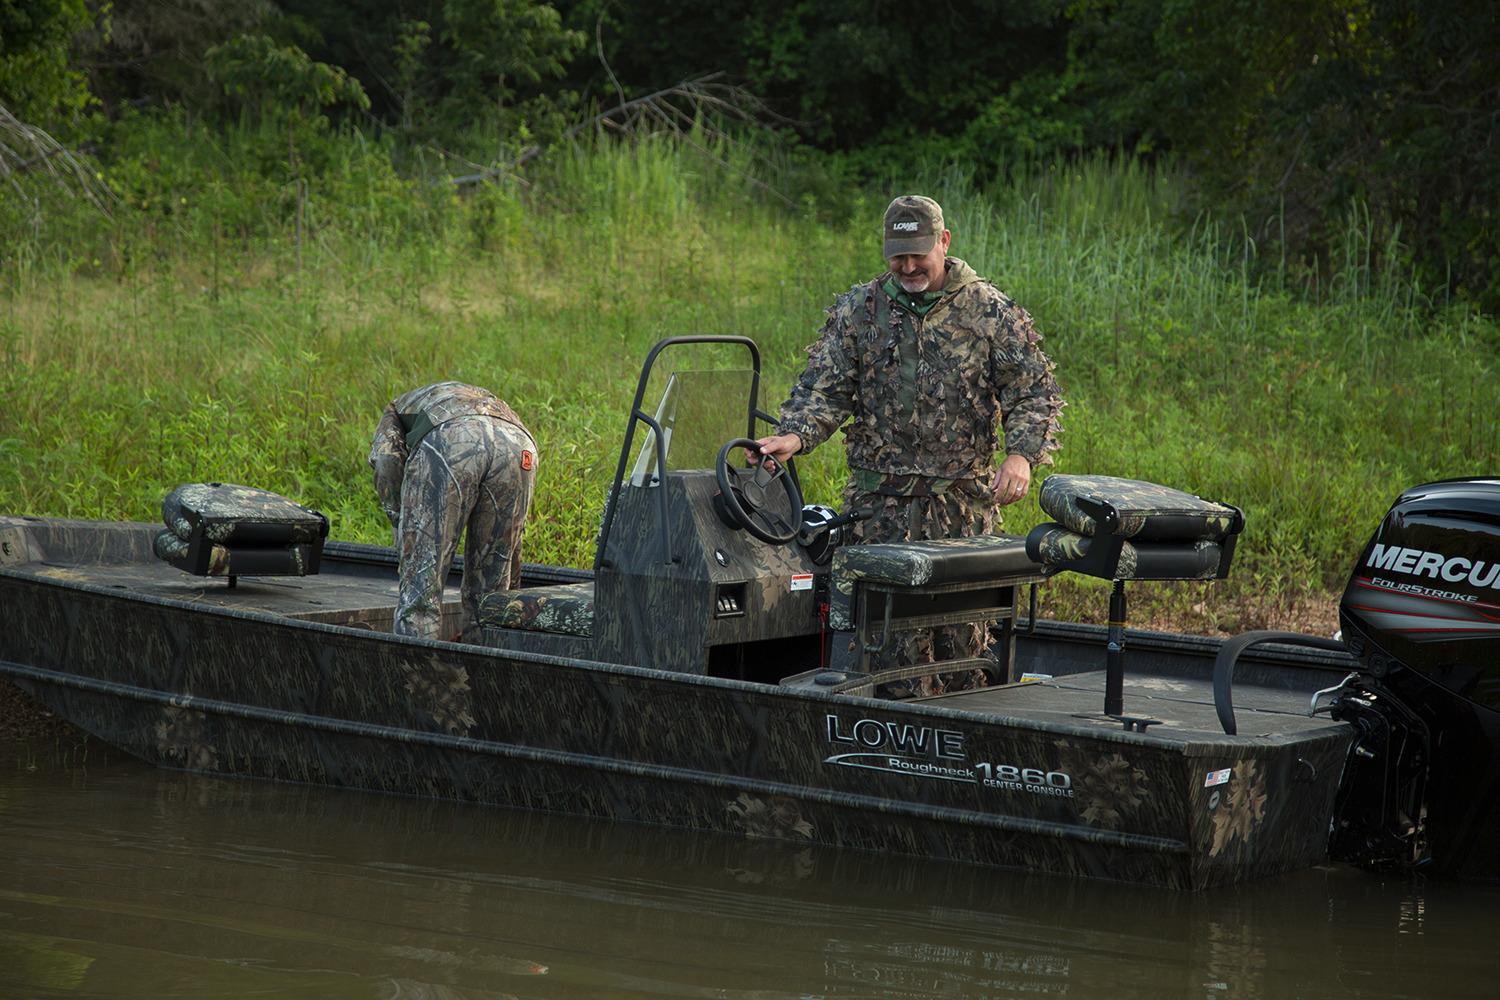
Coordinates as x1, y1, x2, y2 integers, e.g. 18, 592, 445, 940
2, 518, 1353, 890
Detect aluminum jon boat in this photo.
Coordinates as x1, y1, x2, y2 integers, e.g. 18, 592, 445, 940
4, 337, 1497, 890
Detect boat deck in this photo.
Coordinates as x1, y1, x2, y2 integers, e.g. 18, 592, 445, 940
2, 520, 597, 629
17, 547, 418, 628
939, 670, 1343, 744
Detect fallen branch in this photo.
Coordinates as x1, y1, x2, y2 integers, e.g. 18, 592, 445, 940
0, 102, 115, 218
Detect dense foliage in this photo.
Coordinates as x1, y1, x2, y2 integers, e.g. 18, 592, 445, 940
572, 0, 1499, 310
3, 0, 1493, 308
0, 0, 93, 121
2, 0, 1497, 627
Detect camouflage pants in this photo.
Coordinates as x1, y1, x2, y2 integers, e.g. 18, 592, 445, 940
845, 482, 996, 698
396, 416, 537, 641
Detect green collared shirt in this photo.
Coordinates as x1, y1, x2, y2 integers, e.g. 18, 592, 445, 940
880, 276, 945, 316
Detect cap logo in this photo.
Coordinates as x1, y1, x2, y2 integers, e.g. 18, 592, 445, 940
882, 195, 944, 258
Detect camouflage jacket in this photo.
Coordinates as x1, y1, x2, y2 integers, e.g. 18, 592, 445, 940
368, 382, 529, 526
775, 258, 1063, 484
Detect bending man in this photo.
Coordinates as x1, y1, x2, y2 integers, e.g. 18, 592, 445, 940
369, 382, 538, 641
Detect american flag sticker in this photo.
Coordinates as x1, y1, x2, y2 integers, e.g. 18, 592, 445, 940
1205, 768, 1232, 787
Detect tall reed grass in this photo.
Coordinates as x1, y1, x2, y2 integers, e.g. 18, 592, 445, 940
2, 119, 1494, 628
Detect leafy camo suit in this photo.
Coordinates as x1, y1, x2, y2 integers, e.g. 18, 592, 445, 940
775, 257, 1063, 693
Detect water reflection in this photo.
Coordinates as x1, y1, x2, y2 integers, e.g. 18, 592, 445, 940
1, 738, 1496, 999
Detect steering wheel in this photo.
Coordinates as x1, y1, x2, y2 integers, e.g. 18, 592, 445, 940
715, 438, 804, 545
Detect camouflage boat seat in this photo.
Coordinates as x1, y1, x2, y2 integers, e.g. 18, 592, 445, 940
476, 582, 595, 637
835, 534, 1042, 595
1023, 475, 1243, 581
1022, 474, 1244, 722
811, 533, 1046, 693
152, 482, 328, 584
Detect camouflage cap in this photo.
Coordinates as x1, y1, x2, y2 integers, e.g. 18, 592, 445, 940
883, 195, 945, 258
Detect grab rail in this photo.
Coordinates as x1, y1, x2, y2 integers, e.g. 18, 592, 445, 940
1213, 630, 1351, 734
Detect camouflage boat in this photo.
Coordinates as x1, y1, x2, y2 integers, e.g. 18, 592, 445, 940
3, 337, 1497, 890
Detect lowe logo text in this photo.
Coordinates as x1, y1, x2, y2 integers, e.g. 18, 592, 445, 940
825, 714, 966, 760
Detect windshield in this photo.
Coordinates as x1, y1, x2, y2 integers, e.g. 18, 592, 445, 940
628, 368, 758, 485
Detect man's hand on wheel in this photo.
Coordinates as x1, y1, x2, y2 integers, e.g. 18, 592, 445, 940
750, 433, 802, 469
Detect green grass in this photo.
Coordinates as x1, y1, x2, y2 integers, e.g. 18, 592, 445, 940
2, 120, 1495, 629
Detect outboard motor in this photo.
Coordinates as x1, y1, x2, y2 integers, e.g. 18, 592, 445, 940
1331, 477, 1500, 878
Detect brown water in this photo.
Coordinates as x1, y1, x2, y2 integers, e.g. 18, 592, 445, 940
1, 739, 1495, 1000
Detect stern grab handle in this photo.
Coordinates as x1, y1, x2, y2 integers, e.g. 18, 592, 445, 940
1213, 630, 1350, 735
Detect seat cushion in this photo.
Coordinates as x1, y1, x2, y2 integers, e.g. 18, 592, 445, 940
827, 535, 1041, 632
477, 582, 595, 637
153, 530, 320, 577
162, 482, 328, 545
1025, 524, 1226, 580
837, 534, 1041, 589
153, 530, 231, 576
1039, 475, 1239, 542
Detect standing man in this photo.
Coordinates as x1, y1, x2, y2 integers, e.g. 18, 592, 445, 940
756, 195, 1063, 695
369, 382, 538, 641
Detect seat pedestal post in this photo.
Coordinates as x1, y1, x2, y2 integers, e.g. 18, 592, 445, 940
1105, 579, 1126, 717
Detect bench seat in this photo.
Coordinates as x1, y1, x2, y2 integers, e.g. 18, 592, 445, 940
838, 534, 1042, 588
829, 534, 1040, 631
477, 582, 595, 637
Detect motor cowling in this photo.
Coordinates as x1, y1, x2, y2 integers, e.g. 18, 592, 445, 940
1333, 478, 1500, 879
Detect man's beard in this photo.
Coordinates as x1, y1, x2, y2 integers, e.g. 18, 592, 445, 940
897, 273, 932, 293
